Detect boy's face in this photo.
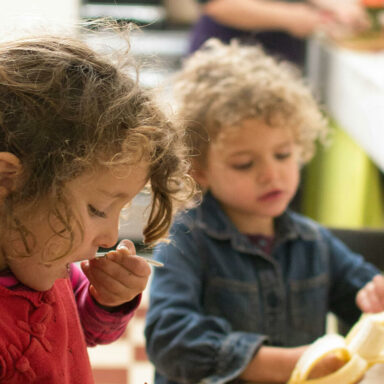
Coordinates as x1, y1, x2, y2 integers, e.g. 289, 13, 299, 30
197, 119, 300, 234
4, 162, 149, 291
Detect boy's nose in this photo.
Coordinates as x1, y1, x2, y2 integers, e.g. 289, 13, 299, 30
257, 163, 278, 183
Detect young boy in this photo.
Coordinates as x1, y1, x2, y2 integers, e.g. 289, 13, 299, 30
144, 39, 384, 384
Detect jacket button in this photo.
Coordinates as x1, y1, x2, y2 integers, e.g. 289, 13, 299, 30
15, 356, 30, 372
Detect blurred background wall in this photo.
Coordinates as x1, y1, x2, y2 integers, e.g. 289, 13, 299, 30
0, 0, 79, 33
1, 0, 383, 240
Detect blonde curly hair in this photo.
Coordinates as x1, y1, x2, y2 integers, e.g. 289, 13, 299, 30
173, 39, 328, 168
0, 28, 194, 255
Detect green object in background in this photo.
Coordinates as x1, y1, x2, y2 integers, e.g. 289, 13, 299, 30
301, 120, 384, 229
366, 6, 384, 32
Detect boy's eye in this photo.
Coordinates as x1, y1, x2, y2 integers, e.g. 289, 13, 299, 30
232, 161, 253, 170
88, 204, 107, 218
275, 152, 291, 160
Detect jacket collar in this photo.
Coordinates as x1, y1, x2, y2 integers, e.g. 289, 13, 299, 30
193, 192, 318, 254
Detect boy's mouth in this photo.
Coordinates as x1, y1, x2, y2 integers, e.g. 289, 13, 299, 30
259, 189, 283, 201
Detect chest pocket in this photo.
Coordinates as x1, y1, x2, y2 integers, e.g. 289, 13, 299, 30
204, 276, 261, 333
289, 273, 328, 341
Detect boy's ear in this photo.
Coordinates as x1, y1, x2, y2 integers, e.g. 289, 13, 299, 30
0, 152, 22, 201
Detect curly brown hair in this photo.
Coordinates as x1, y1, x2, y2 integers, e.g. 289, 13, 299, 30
0, 29, 193, 252
173, 39, 329, 169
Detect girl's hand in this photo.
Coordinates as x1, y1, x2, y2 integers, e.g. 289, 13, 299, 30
81, 239, 151, 308
356, 274, 384, 313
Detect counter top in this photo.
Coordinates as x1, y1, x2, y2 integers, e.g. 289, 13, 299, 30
307, 38, 384, 172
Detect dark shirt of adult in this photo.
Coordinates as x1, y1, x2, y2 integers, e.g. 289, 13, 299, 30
189, 0, 369, 68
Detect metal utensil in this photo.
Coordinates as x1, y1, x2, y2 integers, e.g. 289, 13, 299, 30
95, 251, 164, 267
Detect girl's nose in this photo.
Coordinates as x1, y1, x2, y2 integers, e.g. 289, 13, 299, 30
97, 218, 120, 250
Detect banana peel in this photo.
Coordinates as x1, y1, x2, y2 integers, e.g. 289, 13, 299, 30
288, 311, 384, 384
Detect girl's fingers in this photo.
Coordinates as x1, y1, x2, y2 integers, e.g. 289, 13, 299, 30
90, 281, 138, 306
106, 250, 151, 277
116, 239, 136, 254
90, 252, 151, 282
89, 284, 137, 307
84, 262, 148, 306
81, 239, 151, 306
88, 259, 147, 290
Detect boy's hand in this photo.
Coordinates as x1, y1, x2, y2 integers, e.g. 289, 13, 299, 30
307, 353, 346, 379
307, 351, 363, 384
81, 239, 151, 308
356, 274, 384, 313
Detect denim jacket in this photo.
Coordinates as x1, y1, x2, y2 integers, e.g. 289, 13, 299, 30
145, 192, 380, 384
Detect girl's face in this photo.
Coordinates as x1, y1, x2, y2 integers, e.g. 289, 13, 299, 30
3, 161, 149, 291
198, 119, 300, 235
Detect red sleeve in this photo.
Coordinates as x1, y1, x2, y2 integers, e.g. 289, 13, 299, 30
69, 264, 141, 347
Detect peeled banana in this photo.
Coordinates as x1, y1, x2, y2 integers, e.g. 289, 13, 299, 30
288, 311, 384, 384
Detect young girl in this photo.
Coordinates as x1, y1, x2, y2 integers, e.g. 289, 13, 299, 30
0, 31, 192, 383
144, 39, 384, 383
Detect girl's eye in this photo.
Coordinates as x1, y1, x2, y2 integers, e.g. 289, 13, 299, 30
88, 204, 107, 218
232, 161, 253, 170
275, 152, 291, 160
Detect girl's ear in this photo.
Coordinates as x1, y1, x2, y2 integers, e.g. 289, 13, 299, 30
0, 152, 21, 202
190, 167, 209, 189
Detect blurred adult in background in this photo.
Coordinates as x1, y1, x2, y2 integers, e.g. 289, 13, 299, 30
189, 0, 369, 67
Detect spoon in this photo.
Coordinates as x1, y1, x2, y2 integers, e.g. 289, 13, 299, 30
95, 251, 164, 268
